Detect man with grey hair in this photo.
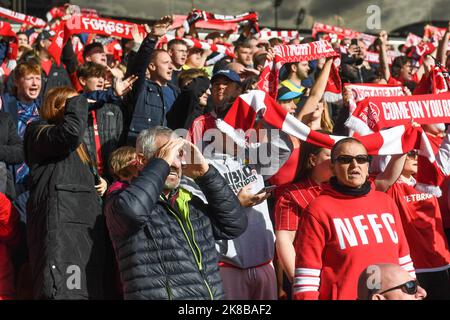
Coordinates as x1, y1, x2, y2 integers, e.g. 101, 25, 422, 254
357, 263, 427, 300
103, 126, 247, 300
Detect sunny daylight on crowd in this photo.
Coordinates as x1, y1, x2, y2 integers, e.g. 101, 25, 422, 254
0, 0, 449, 312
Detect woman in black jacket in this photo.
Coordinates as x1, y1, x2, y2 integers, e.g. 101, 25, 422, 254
24, 87, 106, 299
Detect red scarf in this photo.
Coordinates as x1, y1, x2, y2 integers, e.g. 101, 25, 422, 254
405, 32, 422, 48
347, 93, 450, 133
312, 22, 359, 40
256, 41, 340, 98
47, 15, 146, 65
183, 9, 258, 34
365, 50, 400, 65
424, 25, 446, 43
346, 83, 404, 103
311, 22, 375, 46
0, 7, 46, 28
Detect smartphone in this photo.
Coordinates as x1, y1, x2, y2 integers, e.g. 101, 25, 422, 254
257, 185, 277, 194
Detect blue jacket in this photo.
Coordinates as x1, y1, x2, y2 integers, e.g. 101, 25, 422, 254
103, 159, 246, 299
125, 35, 179, 141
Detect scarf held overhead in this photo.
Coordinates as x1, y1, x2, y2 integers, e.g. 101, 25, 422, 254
216, 90, 432, 161
183, 9, 258, 34
47, 15, 146, 65
0, 6, 47, 28
256, 41, 340, 98
346, 92, 450, 133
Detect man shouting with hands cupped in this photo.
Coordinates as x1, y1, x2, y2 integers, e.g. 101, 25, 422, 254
103, 126, 247, 300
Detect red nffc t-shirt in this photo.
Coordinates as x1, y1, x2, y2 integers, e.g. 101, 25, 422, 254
293, 183, 414, 300
274, 177, 322, 231
387, 178, 450, 272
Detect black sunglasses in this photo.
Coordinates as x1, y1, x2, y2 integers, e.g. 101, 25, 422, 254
378, 280, 419, 296
332, 154, 372, 164
407, 150, 419, 158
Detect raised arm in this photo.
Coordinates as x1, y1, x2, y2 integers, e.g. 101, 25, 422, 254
183, 140, 247, 239
437, 22, 450, 66
435, 126, 450, 176
24, 95, 88, 160
374, 154, 407, 192
296, 57, 333, 122
378, 31, 391, 81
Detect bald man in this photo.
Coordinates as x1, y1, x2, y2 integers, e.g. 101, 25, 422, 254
357, 263, 427, 300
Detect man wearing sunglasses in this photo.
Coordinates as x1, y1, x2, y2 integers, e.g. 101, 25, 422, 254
358, 263, 427, 300
293, 138, 414, 300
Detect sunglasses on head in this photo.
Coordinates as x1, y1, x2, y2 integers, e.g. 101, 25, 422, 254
378, 280, 419, 296
332, 154, 371, 164
407, 150, 419, 158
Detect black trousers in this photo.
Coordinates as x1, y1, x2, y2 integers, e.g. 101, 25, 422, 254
416, 269, 450, 300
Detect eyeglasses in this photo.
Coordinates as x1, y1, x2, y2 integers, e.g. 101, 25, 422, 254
378, 280, 419, 296
332, 154, 372, 164
407, 150, 419, 158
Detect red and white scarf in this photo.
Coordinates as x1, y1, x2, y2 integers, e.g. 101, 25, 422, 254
0, 7, 47, 28
256, 41, 340, 98
64, 15, 145, 39
345, 83, 404, 116
216, 90, 433, 161
346, 83, 405, 103
259, 30, 299, 39
312, 22, 376, 47
424, 25, 446, 44
312, 22, 359, 40
346, 93, 450, 134
405, 32, 422, 48
183, 10, 258, 34
47, 15, 146, 64
160, 35, 236, 59
408, 42, 436, 65
365, 50, 401, 65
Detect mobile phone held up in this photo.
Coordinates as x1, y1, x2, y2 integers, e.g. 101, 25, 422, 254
257, 185, 277, 195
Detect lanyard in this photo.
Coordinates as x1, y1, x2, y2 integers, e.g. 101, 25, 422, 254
91, 111, 103, 176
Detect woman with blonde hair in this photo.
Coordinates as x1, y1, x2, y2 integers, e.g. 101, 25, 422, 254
24, 87, 107, 299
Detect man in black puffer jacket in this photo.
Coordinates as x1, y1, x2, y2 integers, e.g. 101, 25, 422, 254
103, 126, 247, 300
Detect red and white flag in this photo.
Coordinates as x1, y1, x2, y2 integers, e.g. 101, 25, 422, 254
216, 90, 432, 161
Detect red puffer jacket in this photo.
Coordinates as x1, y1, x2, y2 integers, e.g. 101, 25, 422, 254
0, 192, 20, 300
